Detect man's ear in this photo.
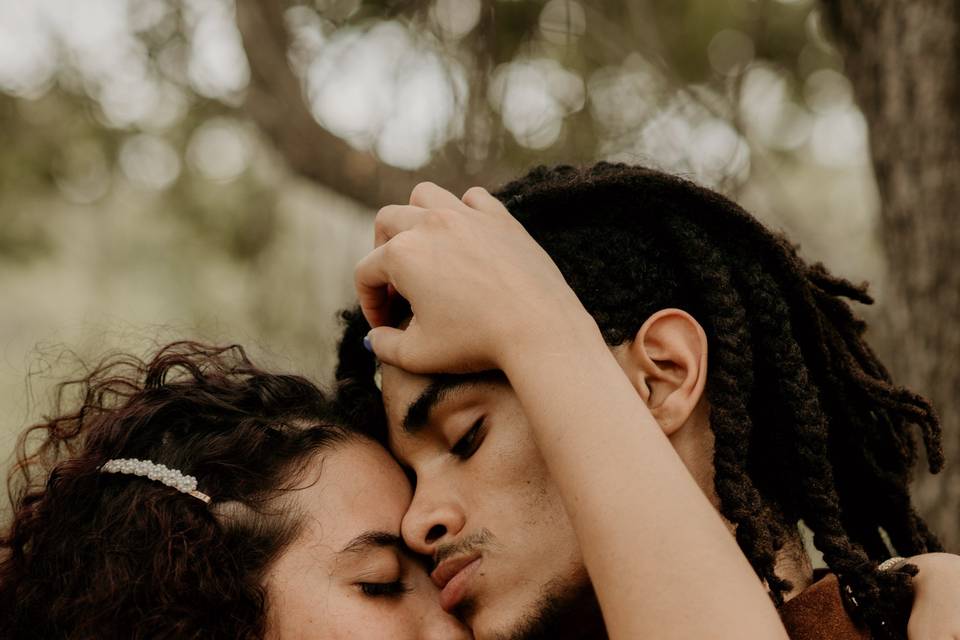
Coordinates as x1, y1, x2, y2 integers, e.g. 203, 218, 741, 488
612, 309, 708, 436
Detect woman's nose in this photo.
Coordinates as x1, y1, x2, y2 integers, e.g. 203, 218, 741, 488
420, 610, 473, 640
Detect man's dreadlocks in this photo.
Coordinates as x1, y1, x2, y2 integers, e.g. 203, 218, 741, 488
335, 162, 943, 639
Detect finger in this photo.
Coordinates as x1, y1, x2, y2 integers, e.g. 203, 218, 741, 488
367, 322, 439, 374
375, 204, 428, 247
365, 325, 406, 367
354, 244, 396, 328
409, 181, 471, 213
366, 324, 427, 373
461, 186, 510, 216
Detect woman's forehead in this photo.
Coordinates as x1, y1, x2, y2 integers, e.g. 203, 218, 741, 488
296, 440, 411, 548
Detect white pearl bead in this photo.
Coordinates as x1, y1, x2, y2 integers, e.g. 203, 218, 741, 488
99, 457, 207, 503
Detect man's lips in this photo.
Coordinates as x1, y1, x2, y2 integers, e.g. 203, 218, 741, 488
431, 554, 482, 612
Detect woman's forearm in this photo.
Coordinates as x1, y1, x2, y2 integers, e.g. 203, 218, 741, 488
500, 315, 788, 640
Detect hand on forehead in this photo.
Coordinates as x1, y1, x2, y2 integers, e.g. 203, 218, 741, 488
358, 181, 510, 330
355, 180, 584, 377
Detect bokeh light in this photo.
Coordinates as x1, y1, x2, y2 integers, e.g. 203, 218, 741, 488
490, 58, 584, 149
431, 0, 482, 40
306, 20, 464, 168
119, 133, 181, 190
538, 0, 587, 46
0, 1, 57, 98
588, 55, 663, 136
187, 117, 254, 183
810, 107, 868, 167
185, 0, 250, 102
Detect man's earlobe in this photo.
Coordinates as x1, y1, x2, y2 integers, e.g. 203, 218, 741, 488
613, 309, 708, 435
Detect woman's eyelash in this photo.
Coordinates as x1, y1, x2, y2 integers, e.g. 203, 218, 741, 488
359, 581, 411, 597
451, 417, 485, 459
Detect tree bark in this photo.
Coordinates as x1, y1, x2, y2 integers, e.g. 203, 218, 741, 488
820, 1, 960, 550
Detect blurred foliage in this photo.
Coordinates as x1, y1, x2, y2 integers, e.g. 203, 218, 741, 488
0, 0, 887, 479
270, 0, 848, 178
0, 0, 861, 226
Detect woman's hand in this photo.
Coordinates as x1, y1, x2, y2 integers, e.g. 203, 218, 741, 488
907, 553, 960, 640
355, 181, 594, 373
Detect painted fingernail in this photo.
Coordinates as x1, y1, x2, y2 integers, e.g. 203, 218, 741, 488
363, 333, 373, 353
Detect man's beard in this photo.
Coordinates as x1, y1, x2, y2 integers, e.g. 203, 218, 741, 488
476, 569, 607, 640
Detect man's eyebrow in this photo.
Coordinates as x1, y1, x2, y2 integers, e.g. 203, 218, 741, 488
339, 530, 405, 554
401, 370, 506, 435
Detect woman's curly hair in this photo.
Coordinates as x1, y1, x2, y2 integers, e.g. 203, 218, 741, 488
0, 341, 357, 639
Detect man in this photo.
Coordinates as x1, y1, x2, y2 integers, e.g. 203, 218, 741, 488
336, 163, 951, 639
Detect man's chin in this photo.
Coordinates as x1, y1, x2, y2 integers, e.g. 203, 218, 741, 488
463, 573, 606, 640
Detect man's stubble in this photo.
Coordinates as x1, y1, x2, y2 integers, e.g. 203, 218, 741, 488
462, 566, 607, 640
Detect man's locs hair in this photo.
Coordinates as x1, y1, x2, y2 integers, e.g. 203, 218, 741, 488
335, 162, 944, 638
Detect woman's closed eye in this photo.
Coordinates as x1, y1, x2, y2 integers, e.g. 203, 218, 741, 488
358, 580, 412, 597
349, 552, 408, 598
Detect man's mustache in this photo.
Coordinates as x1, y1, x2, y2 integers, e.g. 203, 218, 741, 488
433, 528, 495, 566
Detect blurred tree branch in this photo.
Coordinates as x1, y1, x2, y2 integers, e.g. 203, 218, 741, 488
236, 0, 503, 208
235, 0, 756, 211
821, 0, 960, 548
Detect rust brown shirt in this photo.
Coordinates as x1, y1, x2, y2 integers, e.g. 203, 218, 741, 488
779, 573, 871, 640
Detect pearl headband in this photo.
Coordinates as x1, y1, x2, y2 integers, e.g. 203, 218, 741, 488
100, 458, 211, 504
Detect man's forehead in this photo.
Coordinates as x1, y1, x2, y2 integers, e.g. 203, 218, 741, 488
380, 364, 433, 418
380, 365, 507, 436
379, 365, 443, 462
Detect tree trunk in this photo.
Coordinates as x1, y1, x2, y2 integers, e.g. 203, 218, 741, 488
820, 1, 960, 550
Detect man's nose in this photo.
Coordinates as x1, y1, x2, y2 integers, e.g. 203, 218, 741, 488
401, 478, 466, 558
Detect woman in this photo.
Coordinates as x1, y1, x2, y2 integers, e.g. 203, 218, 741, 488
0, 342, 470, 639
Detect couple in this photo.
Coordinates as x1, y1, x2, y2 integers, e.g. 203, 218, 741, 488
2, 163, 957, 638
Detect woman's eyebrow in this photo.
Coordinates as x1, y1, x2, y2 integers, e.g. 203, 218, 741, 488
338, 530, 405, 555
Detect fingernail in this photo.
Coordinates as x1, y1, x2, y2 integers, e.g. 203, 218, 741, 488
363, 333, 373, 353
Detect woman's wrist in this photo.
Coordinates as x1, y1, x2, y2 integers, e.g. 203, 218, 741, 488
497, 300, 608, 377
